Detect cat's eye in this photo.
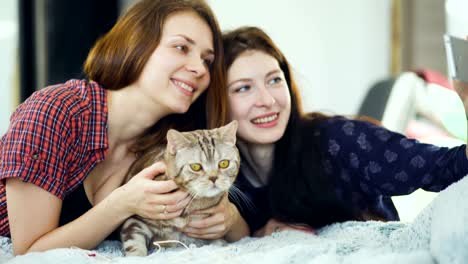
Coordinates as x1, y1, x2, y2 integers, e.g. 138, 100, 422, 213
218, 160, 230, 169
190, 163, 202, 171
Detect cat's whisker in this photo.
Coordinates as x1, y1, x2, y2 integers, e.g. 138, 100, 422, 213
187, 189, 199, 199
228, 190, 248, 213
179, 192, 198, 216
229, 185, 257, 214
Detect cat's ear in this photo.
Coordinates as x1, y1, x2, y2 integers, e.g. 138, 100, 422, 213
218, 121, 238, 146
166, 129, 191, 155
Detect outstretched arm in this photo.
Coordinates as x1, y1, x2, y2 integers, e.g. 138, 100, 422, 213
7, 162, 189, 255
6, 178, 128, 254
453, 79, 468, 158
253, 218, 316, 237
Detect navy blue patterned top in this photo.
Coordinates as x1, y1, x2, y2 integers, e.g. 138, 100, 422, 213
230, 117, 468, 233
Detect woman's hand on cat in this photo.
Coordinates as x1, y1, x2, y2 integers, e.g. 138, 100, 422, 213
253, 218, 316, 237
117, 162, 191, 220
181, 194, 239, 239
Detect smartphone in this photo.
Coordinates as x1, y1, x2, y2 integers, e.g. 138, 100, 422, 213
444, 34, 468, 83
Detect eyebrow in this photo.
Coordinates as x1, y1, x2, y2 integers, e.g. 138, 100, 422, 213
266, 69, 282, 77
174, 34, 214, 55
228, 69, 282, 88
227, 78, 250, 88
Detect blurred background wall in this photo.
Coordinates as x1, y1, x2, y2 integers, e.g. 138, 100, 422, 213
0, 0, 18, 134
1, 0, 453, 132
1, 0, 393, 136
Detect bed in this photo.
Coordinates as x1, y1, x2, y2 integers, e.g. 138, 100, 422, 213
2, 173, 467, 264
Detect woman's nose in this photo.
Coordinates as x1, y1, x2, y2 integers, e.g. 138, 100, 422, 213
186, 56, 207, 78
255, 86, 275, 108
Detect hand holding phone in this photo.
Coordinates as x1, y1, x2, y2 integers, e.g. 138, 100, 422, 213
444, 35, 468, 83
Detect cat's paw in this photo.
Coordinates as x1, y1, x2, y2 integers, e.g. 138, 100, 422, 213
173, 217, 188, 229
124, 250, 148, 257
210, 239, 227, 246
123, 246, 148, 257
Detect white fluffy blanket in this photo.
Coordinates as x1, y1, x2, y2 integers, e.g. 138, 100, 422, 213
2, 175, 468, 264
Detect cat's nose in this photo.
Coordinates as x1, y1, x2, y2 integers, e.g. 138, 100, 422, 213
209, 176, 217, 183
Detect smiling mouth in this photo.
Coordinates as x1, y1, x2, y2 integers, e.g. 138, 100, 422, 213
172, 79, 196, 94
251, 113, 279, 124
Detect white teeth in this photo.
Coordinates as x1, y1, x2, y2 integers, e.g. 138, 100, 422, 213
252, 114, 278, 124
174, 80, 194, 92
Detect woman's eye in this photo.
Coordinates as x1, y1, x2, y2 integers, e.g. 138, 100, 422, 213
268, 77, 283, 85
190, 163, 203, 171
203, 58, 214, 67
175, 45, 188, 53
235, 85, 250, 93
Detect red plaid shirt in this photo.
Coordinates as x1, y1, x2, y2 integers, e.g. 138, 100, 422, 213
0, 79, 108, 236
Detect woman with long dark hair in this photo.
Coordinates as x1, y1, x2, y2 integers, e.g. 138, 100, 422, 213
184, 26, 468, 237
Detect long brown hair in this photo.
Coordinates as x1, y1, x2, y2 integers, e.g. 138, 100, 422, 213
84, 0, 227, 153
223, 27, 397, 229
223, 27, 363, 228
224, 27, 308, 121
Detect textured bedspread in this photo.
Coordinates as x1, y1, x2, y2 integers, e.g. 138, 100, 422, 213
2, 174, 468, 264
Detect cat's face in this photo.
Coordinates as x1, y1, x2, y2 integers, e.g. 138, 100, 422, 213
165, 121, 239, 197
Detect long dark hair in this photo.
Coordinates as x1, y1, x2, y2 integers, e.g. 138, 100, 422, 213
223, 27, 358, 228
84, 0, 227, 154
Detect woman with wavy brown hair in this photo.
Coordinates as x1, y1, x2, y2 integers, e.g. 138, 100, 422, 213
0, 0, 228, 255
202, 26, 468, 238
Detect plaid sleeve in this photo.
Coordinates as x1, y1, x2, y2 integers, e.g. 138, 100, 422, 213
0, 92, 78, 199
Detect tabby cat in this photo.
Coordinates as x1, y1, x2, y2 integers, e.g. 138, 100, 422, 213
120, 121, 240, 256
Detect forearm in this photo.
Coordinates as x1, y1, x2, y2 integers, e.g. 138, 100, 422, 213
26, 190, 130, 253
453, 80, 468, 158
224, 206, 250, 242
